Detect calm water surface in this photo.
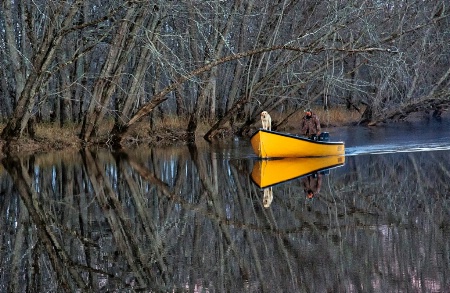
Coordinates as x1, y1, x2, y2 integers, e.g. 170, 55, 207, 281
1, 119, 450, 292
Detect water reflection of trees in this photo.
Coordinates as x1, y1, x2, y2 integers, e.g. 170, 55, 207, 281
0, 148, 449, 292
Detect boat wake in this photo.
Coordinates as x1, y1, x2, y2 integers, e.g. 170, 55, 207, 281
346, 141, 450, 156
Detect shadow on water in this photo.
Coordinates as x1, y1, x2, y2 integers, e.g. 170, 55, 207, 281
1, 139, 450, 292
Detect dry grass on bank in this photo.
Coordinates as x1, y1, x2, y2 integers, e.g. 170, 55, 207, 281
36, 123, 82, 149
308, 107, 362, 127
269, 106, 362, 130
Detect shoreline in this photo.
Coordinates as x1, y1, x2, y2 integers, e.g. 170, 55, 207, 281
0, 109, 444, 158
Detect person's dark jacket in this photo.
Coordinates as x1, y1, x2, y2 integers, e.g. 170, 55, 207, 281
301, 113, 321, 137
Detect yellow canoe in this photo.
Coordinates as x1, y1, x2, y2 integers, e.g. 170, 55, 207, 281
251, 156, 345, 188
250, 129, 345, 158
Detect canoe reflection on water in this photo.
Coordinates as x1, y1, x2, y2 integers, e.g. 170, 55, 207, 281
251, 156, 345, 206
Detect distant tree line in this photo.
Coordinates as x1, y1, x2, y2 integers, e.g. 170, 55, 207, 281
0, 0, 448, 147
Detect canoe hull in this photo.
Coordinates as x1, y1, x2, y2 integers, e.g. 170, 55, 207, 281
250, 129, 345, 158
251, 156, 345, 188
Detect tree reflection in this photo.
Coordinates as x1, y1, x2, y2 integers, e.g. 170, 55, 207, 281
0, 147, 449, 292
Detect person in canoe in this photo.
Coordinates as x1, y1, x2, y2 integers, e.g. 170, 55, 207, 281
300, 108, 321, 140
302, 173, 322, 199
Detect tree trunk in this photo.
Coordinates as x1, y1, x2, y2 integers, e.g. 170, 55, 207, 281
186, 0, 240, 137
226, 1, 254, 115
2, 0, 26, 99
79, 5, 147, 142
1, 0, 83, 145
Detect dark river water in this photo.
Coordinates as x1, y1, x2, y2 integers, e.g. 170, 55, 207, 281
1, 118, 450, 292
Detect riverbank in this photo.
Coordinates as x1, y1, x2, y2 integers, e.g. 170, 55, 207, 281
2, 106, 435, 158
0, 120, 190, 158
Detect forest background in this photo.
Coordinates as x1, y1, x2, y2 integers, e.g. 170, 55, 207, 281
0, 0, 449, 154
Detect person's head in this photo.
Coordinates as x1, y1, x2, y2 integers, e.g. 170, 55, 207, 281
306, 189, 315, 199
304, 108, 312, 117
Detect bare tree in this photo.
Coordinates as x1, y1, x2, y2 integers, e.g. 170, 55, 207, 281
1, 1, 86, 144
